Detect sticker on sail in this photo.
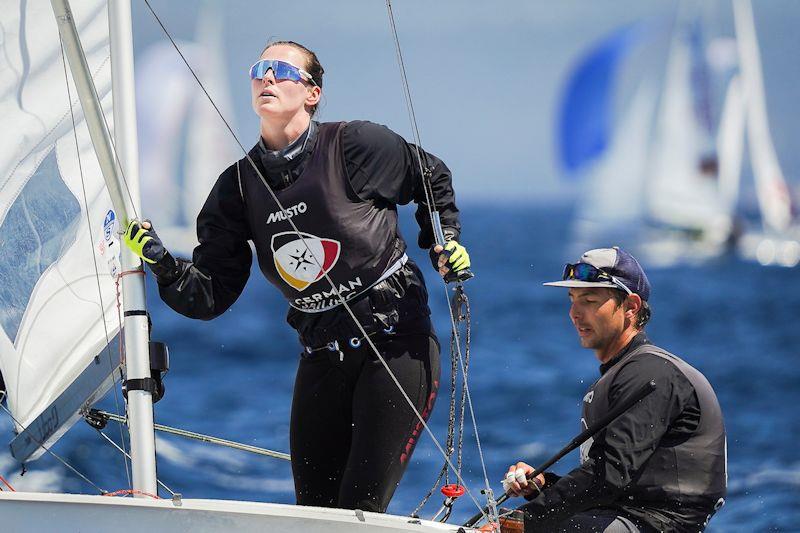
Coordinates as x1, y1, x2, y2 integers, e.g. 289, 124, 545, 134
271, 231, 340, 291
97, 209, 121, 277
103, 210, 116, 241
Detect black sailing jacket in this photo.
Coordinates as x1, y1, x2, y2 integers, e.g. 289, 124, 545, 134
155, 120, 461, 347
520, 333, 726, 533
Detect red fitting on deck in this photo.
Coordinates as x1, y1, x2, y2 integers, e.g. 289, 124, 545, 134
440, 484, 465, 498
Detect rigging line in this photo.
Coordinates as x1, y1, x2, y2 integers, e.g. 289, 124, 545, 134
140, 0, 488, 516
443, 283, 495, 506
412, 292, 470, 516
94, 429, 175, 496
455, 290, 471, 475
384, 1, 438, 227
140, 1, 488, 521
58, 36, 132, 491
93, 410, 291, 461
0, 402, 106, 494
384, 0, 496, 517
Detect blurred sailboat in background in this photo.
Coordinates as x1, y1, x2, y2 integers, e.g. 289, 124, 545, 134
136, 2, 239, 255
558, 23, 658, 255
559, 0, 798, 268
731, 0, 800, 267
639, 12, 742, 267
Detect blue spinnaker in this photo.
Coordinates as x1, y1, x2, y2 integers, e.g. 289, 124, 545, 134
558, 23, 647, 175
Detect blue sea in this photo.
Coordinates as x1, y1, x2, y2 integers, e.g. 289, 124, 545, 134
5, 203, 799, 531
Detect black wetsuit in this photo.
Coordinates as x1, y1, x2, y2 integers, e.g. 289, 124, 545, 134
520, 333, 727, 533
154, 120, 459, 512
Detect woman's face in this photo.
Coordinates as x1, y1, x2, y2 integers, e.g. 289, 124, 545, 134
251, 44, 319, 121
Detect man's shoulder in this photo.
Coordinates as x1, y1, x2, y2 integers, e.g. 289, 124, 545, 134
612, 344, 702, 397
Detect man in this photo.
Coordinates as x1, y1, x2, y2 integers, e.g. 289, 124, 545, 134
498, 247, 726, 533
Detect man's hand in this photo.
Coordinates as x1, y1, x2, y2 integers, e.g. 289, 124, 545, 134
502, 462, 545, 498
429, 240, 470, 281
124, 219, 167, 264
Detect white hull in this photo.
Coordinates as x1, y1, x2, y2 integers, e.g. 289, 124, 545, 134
0, 491, 471, 532
737, 228, 800, 267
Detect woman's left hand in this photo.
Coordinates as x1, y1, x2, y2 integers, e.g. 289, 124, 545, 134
429, 240, 470, 279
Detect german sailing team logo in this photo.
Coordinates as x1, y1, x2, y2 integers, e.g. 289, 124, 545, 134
271, 231, 341, 291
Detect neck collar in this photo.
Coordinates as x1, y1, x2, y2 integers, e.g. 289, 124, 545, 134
258, 120, 318, 176
599, 331, 649, 375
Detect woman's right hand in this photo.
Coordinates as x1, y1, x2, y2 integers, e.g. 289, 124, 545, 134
502, 462, 545, 498
124, 219, 167, 264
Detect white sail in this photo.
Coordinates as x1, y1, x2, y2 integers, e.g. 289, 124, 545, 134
733, 0, 793, 234
716, 74, 746, 215
645, 25, 731, 242
0, 0, 121, 453
732, 0, 799, 267
573, 80, 657, 250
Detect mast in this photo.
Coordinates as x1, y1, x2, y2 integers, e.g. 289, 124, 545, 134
50, 0, 158, 496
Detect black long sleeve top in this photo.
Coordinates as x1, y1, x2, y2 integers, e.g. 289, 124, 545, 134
520, 333, 706, 532
156, 120, 460, 322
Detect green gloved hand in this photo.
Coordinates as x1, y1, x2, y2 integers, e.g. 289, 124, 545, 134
429, 240, 471, 282
124, 219, 166, 264
123, 219, 181, 284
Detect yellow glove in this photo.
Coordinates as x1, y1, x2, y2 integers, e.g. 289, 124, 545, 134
123, 219, 163, 264
430, 240, 471, 281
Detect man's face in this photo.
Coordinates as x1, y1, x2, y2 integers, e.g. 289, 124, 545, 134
568, 287, 628, 361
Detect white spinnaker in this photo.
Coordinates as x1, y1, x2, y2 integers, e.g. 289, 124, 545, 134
646, 30, 731, 236
0, 0, 120, 433
573, 79, 657, 250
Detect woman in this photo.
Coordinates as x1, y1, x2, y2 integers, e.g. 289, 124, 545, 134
124, 40, 470, 512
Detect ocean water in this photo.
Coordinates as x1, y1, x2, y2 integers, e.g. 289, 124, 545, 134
4, 203, 799, 531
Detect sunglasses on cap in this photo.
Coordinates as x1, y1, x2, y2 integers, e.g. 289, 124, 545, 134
249, 59, 317, 86
563, 262, 633, 296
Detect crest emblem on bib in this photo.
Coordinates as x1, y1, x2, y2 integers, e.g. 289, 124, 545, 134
271, 231, 341, 291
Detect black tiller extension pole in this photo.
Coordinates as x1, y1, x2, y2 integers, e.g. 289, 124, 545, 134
463, 380, 657, 528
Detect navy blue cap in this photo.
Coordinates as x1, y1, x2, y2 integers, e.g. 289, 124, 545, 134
543, 247, 651, 301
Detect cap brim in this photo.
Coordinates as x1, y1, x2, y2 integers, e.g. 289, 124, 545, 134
542, 280, 619, 289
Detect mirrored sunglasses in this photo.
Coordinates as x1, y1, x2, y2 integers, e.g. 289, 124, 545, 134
249, 59, 317, 86
563, 262, 633, 295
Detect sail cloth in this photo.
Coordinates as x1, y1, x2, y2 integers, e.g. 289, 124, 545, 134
557, 23, 649, 175
0, 0, 122, 457
646, 21, 733, 236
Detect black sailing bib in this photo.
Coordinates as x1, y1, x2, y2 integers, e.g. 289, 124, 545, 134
239, 122, 400, 312
581, 344, 727, 504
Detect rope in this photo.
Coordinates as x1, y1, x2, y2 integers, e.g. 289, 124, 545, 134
454, 288, 471, 476
411, 287, 472, 520
0, 473, 15, 491
384, 0, 438, 234
384, 0, 495, 522
94, 428, 176, 496
103, 489, 160, 499
0, 399, 106, 494
140, 0, 490, 521
58, 32, 132, 491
